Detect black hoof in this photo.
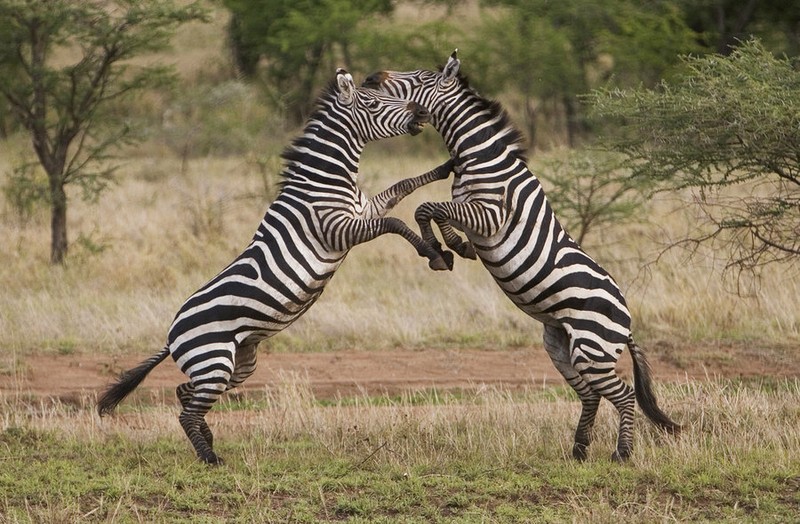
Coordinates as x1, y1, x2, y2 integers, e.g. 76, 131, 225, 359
572, 443, 589, 462
611, 450, 630, 463
200, 453, 224, 466
455, 243, 477, 260
440, 250, 454, 270
428, 252, 454, 271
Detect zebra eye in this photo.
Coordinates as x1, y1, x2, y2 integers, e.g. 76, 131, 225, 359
365, 99, 381, 110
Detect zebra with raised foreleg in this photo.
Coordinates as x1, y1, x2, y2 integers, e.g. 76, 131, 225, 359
364, 51, 681, 462
98, 69, 453, 465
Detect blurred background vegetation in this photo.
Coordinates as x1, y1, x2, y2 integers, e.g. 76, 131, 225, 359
0, 0, 798, 353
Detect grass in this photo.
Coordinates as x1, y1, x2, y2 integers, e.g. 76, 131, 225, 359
1, 378, 798, 522
0, 0, 797, 355
0, 145, 798, 356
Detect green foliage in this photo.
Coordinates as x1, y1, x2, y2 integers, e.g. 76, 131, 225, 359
223, 0, 394, 123
538, 149, 650, 246
473, 0, 700, 148
588, 39, 800, 271
2, 161, 48, 224
0, 0, 207, 263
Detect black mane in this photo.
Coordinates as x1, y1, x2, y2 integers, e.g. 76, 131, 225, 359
277, 79, 345, 188
442, 67, 529, 163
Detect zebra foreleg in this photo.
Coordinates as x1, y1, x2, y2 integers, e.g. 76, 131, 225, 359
431, 209, 476, 260
366, 159, 453, 217
328, 215, 453, 270
413, 202, 454, 262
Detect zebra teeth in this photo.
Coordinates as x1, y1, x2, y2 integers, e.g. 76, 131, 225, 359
408, 121, 426, 135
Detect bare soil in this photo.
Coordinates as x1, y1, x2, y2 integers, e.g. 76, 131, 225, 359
2, 341, 797, 403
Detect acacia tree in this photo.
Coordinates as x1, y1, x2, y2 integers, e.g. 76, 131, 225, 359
588, 39, 800, 272
538, 150, 649, 247
0, 0, 205, 264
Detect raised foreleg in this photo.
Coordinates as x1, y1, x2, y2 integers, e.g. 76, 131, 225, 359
364, 159, 453, 218
322, 212, 453, 270
414, 200, 506, 261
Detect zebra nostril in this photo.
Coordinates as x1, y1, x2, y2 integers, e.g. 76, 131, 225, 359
408, 102, 430, 122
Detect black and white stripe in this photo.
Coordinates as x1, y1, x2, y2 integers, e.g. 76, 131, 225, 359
364, 51, 680, 461
98, 69, 452, 464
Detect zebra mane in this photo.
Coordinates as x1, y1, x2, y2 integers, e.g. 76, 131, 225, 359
445, 69, 529, 163
277, 79, 351, 189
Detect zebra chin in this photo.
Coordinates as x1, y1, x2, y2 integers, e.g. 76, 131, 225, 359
408, 121, 426, 135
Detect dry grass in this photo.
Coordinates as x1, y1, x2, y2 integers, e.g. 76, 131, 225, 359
1, 140, 798, 356
2, 0, 796, 356
1, 376, 798, 521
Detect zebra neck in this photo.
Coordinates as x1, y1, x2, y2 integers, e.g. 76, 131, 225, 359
280, 124, 364, 188
435, 93, 524, 173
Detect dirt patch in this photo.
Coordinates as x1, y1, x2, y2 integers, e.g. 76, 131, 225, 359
2, 341, 797, 402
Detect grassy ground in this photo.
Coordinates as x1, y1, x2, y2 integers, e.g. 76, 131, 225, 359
1, 378, 798, 522
1, 3, 799, 521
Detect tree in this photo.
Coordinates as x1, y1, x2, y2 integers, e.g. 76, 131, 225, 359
587, 39, 800, 272
676, 0, 800, 56
538, 150, 649, 247
0, 0, 206, 264
223, 0, 392, 124
474, 0, 699, 150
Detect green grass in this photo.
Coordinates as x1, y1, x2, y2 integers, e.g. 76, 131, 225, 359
1, 379, 798, 522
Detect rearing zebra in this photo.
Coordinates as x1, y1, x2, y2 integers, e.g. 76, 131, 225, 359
98, 69, 453, 464
364, 51, 680, 461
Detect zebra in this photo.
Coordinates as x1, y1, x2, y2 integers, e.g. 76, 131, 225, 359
98, 69, 454, 465
363, 51, 681, 462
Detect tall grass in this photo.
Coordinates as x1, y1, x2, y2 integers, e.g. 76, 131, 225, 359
1, 142, 798, 356
1, 377, 798, 521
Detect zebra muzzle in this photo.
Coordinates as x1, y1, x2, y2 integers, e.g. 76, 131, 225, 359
407, 102, 430, 135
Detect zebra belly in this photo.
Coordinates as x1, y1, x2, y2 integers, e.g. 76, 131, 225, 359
468, 211, 632, 343
167, 243, 346, 370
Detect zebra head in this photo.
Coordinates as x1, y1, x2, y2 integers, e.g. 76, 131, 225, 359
362, 50, 462, 130
332, 68, 430, 142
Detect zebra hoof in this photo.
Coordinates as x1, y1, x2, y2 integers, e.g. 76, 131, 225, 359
572, 443, 589, 462
200, 453, 224, 466
611, 450, 631, 463
456, 243, 477, 260
429, 252, 454, 271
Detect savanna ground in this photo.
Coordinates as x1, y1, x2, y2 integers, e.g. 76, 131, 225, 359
1, 5, 800, 523
1, 151, 798, 523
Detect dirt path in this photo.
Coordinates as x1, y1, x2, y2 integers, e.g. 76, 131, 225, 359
2, 342, 797, 402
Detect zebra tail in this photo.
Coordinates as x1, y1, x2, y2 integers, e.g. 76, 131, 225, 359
97, 347, 170, 416
628, 339, 682, 435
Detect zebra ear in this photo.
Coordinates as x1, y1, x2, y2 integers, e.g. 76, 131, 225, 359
441, 49, 460, 83
336, 68, 355, 105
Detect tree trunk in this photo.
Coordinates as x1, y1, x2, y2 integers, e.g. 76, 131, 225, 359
49, 181, 68, 264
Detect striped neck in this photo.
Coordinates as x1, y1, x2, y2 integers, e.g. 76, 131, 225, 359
432, 90, 525, 170
280, 115, 365, 188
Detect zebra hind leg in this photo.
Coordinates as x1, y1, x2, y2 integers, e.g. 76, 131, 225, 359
176, 383, 214, 450
572, 344, 636, 462
176, 379, 229, 465
542, 324, 601, 461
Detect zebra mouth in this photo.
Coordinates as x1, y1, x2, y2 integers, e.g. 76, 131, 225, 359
408, 121, 426, 135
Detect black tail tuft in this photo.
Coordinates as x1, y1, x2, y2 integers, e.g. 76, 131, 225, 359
97, 347, 170, 416
629, 339, 682, 435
